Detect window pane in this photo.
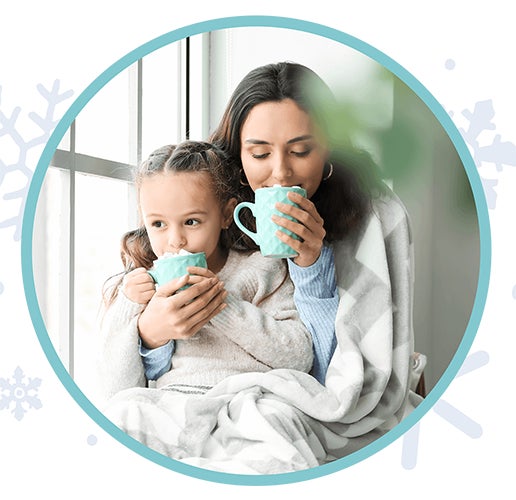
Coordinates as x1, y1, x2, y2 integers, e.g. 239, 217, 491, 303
33, 166, 70, 362
58, 129, 70, 151
75, 66, 132, 164
141, 41, 183, 158
73, 172, 135, 399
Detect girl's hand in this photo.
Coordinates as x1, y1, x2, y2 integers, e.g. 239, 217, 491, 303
272, 191, 326, 267
137, 271, 227, 349
122, 267, 156, 305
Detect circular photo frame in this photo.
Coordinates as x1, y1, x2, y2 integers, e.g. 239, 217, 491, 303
22, 16, 490, 486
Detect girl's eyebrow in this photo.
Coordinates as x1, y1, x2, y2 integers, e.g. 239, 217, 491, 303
244, 135, 313, 145
183, 210, 208, 217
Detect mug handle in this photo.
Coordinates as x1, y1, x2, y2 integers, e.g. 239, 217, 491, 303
147, 269, 158, 283
233, 202, 260, 244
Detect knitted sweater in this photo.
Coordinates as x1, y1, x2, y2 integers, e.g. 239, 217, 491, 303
142, 245, 340, 385
97, 250, 313, 399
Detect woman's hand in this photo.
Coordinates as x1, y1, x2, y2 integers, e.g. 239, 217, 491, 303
272, 191, 326, 267
122, 267, 156, 305
137, 269, 227, 349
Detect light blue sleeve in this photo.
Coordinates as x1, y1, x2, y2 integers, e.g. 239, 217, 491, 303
287, 245, 339, 384
139, 339, 175, 381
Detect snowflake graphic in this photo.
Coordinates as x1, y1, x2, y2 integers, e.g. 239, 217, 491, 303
402, 350, 489, 469
0, 366, 42, 421
454, 99, 516, 209
0, 81, 73, 240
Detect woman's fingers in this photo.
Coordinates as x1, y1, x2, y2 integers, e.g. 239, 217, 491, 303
272, 214, 307, 240
274, 201, 326, 239
272, 212, 326, 242
273, 194, 326, 268
286, 191, 325, 225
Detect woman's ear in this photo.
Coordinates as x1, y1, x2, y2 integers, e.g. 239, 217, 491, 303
222, 198, 237, 228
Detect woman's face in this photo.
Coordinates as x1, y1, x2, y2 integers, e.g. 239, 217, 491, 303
240, 98, 328, 198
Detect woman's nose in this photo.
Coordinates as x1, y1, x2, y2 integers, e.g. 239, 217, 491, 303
271, 154, 293, 184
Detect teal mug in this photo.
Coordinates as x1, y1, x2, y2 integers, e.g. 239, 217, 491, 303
233, 186, 307, 258
148, 251, 207, 287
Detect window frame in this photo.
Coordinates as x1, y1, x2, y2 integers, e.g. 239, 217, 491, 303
35, 35, 209, 380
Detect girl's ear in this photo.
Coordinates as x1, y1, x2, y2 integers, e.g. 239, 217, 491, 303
222, 198, 237, 228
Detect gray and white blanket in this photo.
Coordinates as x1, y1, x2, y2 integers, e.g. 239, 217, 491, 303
102, 192, 423, 474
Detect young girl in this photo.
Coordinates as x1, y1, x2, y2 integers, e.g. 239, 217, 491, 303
98, 140, 312, 399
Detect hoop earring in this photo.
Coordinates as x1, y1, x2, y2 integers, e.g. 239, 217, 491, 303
323, 162, 334, 181
239, 168, 250, 186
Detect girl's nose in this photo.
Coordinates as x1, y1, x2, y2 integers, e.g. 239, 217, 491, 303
168, 230, 186, 251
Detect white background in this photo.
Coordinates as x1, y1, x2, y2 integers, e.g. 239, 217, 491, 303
1, 1, 514, 497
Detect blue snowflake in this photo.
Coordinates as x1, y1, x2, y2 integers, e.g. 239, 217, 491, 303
402, 350, 489, 469
0, 366, 42, 421
456, 100, 516, 209
0, 81, 73, 240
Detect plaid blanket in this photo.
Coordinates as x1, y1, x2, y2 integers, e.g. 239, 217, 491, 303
102, 191, 423, 473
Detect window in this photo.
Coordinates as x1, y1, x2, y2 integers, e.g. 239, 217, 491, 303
33, 36, 211, 400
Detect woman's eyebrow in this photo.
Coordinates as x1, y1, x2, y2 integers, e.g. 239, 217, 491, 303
243, 135, 313, 145
243, 138, 270, 145
287, 135, 313, 144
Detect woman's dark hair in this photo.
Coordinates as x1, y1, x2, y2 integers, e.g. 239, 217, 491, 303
210, 61, 384, 248
103, 140, 242, 306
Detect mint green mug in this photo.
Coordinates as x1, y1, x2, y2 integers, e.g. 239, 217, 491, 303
148, 251, 207, 287
233, 186, 307, 258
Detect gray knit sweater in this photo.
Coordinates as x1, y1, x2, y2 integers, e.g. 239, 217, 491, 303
97, 250, 313, 399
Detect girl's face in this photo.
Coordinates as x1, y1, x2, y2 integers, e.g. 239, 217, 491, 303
240, 98, 328, 198
139, 171, 235, 271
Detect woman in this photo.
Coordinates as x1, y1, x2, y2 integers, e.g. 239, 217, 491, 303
210, 62, 386, 384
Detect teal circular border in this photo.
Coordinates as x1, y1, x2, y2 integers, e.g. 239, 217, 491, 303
21, 16, 491, 486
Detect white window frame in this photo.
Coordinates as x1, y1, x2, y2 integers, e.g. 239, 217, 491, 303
34, 35, 210, 380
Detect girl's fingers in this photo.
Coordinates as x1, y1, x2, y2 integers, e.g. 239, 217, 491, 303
154, 274, 191, 297
161, 276, 222, 308
182, 290, 228, 333
134, 275, 156, 287
184, 302, 228, 337
128, 267, 148, 274
179, 281, 226, 313
186, 266, 216, 278
124, 270, 154, 286
169, 287, 227, 339
139, 290, 156, 303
